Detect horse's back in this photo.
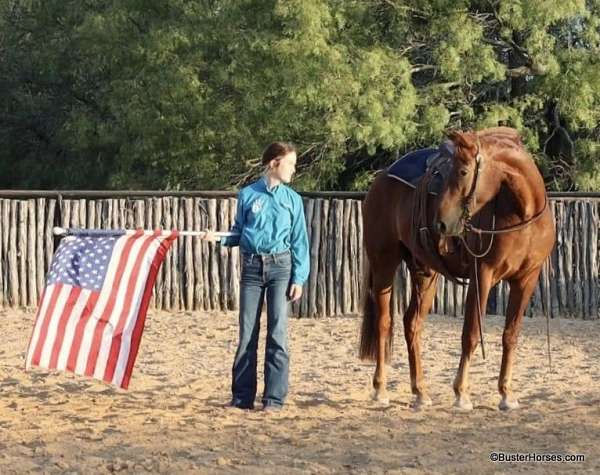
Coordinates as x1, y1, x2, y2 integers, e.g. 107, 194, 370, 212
364, 172, 413, 247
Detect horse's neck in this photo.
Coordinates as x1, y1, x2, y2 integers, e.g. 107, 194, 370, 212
493, 154, 546, 219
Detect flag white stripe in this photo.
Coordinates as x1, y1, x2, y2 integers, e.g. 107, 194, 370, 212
112, 236, 167, 386
38, 285, 72, 368
55, 288, 92, 371
74, 234, 131, 375
93, 234, 156, 380
105, 236, 162, 385
26, 284, 56, 369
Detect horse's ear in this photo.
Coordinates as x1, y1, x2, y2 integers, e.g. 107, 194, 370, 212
446, 130, 477, 150
445, 129, 462, 143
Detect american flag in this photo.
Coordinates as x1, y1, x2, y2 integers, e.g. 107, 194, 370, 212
26, 228, 178, 389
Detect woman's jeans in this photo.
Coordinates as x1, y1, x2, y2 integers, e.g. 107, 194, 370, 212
231, 251, 291, 409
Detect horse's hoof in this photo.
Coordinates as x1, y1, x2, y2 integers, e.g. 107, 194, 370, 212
411, 396, 432, 411
453, 397, 473, 411
370, 389, 390, 406
499, 397, 519, 411
377, 397, 390, 406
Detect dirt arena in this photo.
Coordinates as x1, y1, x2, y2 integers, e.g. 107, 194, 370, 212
0, 307, 598, 474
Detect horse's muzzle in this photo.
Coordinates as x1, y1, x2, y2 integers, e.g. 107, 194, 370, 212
435, 220, 447, 235
435, 219, 463, 237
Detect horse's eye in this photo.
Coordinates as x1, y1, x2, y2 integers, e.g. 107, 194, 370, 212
460, 169, 468, 177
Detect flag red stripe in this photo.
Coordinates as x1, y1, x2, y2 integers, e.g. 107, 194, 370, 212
48, 286, 83, 369
25, 287, 46, 369
66, 292, 100, 372
84, 230, 144, 377
31, 284, 63, 367
103, 230, 161, 383
121, 231, 178, 388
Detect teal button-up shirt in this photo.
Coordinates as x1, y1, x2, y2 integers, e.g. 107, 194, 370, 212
221, 177, 310, 285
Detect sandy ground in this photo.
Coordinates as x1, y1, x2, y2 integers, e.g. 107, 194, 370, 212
0, 307, 598, 474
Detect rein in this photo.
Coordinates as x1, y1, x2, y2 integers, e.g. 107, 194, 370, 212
464, 197, 548, 235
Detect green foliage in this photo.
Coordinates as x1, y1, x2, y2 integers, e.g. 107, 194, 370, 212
1, 0, 599, 191
573, 139, 600, 191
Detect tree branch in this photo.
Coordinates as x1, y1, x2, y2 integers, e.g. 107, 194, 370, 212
507, 65, 546, 77
411, 64, 437, 74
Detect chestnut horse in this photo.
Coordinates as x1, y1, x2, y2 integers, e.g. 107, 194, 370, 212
359, 127, 555, 410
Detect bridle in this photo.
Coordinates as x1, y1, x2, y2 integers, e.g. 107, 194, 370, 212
459, 145, 482, 230
455, 139, 548, 237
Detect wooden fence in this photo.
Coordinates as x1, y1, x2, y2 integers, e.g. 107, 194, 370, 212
0, 192, 598, 319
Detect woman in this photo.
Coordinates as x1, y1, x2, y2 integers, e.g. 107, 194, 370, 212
202, 142, 309, 411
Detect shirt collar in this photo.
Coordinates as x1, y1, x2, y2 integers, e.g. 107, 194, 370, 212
261, 176, 281, 194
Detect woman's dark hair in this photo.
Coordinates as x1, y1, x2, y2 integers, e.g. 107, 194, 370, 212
261, 142, 296, 165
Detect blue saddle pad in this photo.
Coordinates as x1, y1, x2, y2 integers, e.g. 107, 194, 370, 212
386, 148, 439, 188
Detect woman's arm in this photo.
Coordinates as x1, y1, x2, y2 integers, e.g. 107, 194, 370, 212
289, 195, 309, 286
206, 191, 245, 246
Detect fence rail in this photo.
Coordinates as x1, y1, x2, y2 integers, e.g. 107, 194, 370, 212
0, 194, 598, 319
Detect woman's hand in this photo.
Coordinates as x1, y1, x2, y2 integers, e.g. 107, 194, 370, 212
201, 230, 220, 242
288, 284, 303, 302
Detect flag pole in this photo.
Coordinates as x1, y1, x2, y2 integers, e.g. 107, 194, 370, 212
52, 226, 239, 238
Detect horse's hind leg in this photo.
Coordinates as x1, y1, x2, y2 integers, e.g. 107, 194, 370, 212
498, 269, 541, 411
370, 252, 402, 404
453, 266, 493, 410
404, 267, 438, 410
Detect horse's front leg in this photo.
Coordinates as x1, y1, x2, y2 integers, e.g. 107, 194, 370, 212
498, 269, 541, 411
404, 270, 438, 410
453, 266, 493, 410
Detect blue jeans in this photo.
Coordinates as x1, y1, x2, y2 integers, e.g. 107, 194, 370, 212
231, 251, 292, 409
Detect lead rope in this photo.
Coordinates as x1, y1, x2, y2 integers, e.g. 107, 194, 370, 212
460, 215, 496, 361
473, 259, 486, 360
544, 258, 553, 372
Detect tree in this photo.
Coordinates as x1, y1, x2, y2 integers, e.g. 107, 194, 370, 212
1, 0, 599, 191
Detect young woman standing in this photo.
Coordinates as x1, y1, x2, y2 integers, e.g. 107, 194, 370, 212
202, 142, 309, 411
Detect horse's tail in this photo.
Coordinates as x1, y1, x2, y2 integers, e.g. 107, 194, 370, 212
359, 254, 393, 362
359, 255, 378, 361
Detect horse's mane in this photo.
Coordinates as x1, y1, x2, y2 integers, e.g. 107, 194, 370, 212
477, 126, 522, 144
476, 127, 526, 157
446, 127, 526, 165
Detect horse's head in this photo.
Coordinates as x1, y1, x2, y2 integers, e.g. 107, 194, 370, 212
433, 130, 492, 237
